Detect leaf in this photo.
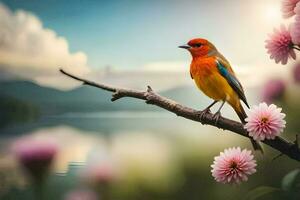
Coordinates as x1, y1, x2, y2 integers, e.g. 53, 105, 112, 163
281, 168, 300, 191
245, 186, 281, 200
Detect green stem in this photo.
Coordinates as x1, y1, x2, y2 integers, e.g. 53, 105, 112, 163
97, 183, 110, 200
34, 181, 44, 200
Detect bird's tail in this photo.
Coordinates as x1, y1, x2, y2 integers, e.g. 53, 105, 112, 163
234, 103, 264, 154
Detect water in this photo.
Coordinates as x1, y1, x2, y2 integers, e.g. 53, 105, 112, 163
0, 110, 241, 179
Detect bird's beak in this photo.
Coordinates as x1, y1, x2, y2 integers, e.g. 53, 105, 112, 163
178, 44, 191, 49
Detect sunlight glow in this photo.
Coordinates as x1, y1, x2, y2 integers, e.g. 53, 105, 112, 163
264, 3, 282, 25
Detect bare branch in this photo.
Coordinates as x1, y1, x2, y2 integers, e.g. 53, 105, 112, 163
60, 69, 300, 162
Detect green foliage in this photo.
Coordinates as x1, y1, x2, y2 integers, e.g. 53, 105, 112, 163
281, 169, 300, 192
245, 169, 300, 200
245, 186, 280, 200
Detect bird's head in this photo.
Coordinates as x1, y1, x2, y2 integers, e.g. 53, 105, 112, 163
179, 38, 217, 58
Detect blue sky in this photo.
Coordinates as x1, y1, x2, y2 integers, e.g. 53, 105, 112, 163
0, 0, 282, 69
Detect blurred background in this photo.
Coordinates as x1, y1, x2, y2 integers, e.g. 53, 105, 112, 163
0, 0, 300, 199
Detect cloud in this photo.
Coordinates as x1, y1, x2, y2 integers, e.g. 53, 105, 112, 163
234, 63, 292, 89
0, 3, 90, 89
86, 64, 193, 92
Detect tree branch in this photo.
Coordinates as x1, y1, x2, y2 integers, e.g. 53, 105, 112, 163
60, 69, 300, 162
294, 46, 300, 51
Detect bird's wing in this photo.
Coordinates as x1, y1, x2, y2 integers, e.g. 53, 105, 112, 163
216, 58, 249, 108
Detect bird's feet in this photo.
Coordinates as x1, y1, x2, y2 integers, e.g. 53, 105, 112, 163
196, 108, 211, 121
212, 111, 222, 125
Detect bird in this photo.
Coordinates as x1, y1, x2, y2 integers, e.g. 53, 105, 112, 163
179, 38, 263, 153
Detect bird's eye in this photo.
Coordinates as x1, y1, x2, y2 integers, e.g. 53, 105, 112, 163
194, 43, 202, 48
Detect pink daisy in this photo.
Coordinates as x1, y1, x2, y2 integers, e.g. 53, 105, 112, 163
245, 103, 286, 141
12, 139, 58, 182
82, 162, 115, 186
265, 25, 296, 65
211, 147, 256, 184
281, 0, 300, 18
64, 189, 98, 200
261, 79, 286, 103
291, 7, 300, 45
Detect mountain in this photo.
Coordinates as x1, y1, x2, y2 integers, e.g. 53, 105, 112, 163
0, 80, 210, 116
0, 81, 150, 114
161, 85, 210, 109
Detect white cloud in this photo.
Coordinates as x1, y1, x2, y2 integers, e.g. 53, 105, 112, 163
86, 64, 193, 92
0, 4, 90, 89
234, 62, 292, 89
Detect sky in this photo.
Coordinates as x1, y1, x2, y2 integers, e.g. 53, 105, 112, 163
0, 0, 294, 90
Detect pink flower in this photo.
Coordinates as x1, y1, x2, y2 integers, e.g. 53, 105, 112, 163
296, 1, 300, 14
265, 25, 296, 65
12, 139, 58, 182
245, 103, 286, 141
82, 162, 115, 186
211, 147, 256, 184
64, 189, 98, 200
291, 8, 300, 45
281, 0, 300, 18
261, 79, 286, 103
81, 162, 115, 198
293, 63, 300, 82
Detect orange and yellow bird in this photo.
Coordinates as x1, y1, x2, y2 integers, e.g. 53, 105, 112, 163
179, 38, 263, 152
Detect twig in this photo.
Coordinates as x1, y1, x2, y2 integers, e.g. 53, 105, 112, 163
294, 46, 300, 51
60, 69, 300, 162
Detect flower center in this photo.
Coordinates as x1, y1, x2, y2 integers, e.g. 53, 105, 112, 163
261, 117, 269, 124
230, 161, 238, 169
288, 42, 294, 49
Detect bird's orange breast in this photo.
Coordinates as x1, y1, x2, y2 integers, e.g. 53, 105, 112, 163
190, 57, 237, 102
190, 57, 215, 77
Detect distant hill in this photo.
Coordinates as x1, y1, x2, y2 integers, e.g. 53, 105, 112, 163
161, 85, 210, 109
0, 81, 209, 116
0, 94, 39, 128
